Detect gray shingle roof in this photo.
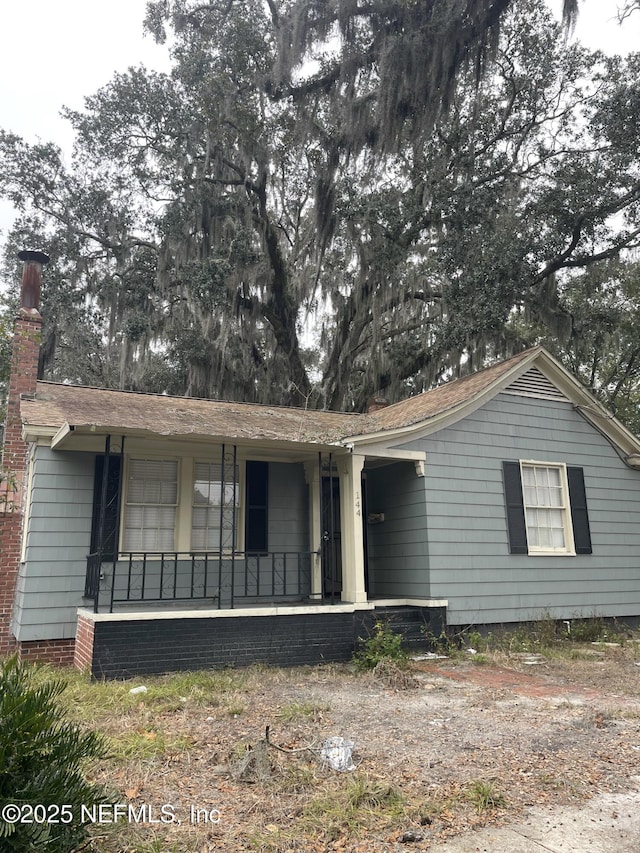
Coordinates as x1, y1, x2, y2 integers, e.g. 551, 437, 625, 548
21, 348, 539, 444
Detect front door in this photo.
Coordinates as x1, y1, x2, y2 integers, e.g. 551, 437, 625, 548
321, 475, 342, 597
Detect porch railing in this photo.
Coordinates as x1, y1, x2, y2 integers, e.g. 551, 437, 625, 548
85, 550, 316, 613
84, 551, 102, 601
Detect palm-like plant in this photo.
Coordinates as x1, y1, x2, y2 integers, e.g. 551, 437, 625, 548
0, 656, 108, 852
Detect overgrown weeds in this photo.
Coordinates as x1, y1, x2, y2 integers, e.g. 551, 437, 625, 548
353, 620, 409, 671
428, 615, 633, 661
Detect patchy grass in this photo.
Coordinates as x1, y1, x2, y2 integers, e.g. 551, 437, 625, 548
299, 775, 406, 842
465, 780, 507, 813
4, 627, 640, 853
275, 700, 329, 722
28, 664, 256, 724
110, 728, 195, 761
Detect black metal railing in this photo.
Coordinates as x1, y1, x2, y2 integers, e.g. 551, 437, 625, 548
84, 551, 102, 601
85, 550, 316, 613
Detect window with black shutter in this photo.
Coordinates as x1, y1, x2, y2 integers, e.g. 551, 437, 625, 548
245, 461, 268, 553
502, 460, 592, 555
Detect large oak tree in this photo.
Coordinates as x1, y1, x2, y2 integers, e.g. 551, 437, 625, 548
2, 0, 640, 426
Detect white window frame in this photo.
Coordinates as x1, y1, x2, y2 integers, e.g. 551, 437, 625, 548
121, 456, 180, 553
118, 453, 247, 555
520, 460, 575, 556
191, 458, 242, 552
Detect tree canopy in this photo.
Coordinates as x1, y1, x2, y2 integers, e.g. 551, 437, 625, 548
1, 0, 639, 432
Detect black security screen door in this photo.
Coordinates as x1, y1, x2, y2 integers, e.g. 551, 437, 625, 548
90, 454, 122, 561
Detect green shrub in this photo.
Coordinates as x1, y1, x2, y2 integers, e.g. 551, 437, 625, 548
0, 656, 108, 852
568, 617, 609, 643
353, 621, 408, 671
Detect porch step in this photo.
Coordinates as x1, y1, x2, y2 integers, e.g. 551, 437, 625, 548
373, 606, 434, 650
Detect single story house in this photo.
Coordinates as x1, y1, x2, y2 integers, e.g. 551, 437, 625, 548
2, 253, 640, 677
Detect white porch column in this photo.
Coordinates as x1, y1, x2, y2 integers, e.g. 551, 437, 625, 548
337, 453, 367, 603
303, 460, 322, 597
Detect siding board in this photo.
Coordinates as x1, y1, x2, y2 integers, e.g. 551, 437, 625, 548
393, 392, 640, 625
365, 462, 430, 597
13, 447, 94, 642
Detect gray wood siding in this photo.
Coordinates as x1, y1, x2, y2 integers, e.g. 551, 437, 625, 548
365, 462, 430, 597
12, 447, 94, 641
267, 462, 309, 552
396, 394, 640, 625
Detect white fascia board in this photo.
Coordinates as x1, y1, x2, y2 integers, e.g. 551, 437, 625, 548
357, 447, 426, 461
50, 422, 74, 449
45, 423, 351, 460
21, 424, 58, 443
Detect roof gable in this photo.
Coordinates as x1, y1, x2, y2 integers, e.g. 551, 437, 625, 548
364, 348, 536, 433
349, 348, 640, 467
502, 365, 569, 402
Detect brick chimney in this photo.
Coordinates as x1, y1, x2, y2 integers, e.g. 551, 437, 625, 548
367, 394, 390, 414
1, 250, 48, 501
0, 250, 48, 655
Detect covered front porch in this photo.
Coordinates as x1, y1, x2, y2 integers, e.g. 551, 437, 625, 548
15, 377, 450, 672
81, 432, 433, 615
62, 429, 448, 677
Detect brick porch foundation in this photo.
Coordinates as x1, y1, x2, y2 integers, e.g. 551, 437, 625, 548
74, 613, 94, 671
74, 603, 446, 678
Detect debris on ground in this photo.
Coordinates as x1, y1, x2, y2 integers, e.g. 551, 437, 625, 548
231, 739, 271, 782
320, 736, 356, 771
86, 644, 640, 852
373, 657, 420, 689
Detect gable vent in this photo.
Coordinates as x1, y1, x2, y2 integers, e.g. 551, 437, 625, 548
502, 366, 569, 402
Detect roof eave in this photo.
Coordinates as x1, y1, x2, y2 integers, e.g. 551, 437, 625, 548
22, 424, 58, 442
534, 350, 640, 461
44, 422, 350, 455
343, 348, 543, 446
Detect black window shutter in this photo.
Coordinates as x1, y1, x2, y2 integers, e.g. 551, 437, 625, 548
245, 461, 268, 553
567, 467, 592, 555
90, 455, 122, 561
502, 461, 528, 554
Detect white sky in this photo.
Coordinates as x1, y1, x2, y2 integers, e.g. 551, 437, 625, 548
0, 0, 170, 249
0, 0, 638, 253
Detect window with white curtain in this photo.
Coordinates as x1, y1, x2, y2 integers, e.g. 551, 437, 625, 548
192, 461, 240, 550
521, 462, 573, 553
123, 459, 178, 552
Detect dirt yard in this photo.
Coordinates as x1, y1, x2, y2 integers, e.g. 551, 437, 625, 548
85, 641, 640, 852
